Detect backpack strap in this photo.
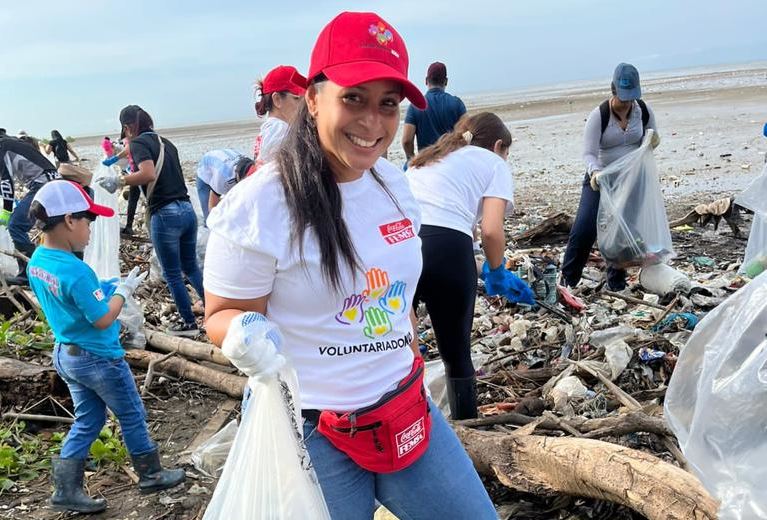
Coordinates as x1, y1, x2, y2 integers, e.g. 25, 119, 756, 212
600, 98, 650, 136
599, 99, 610, 134
637, 99, 650, 135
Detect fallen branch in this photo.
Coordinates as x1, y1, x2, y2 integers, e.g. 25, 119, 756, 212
456, 427, 718, 520
601, 290, 666, 311
456, 410, 671, 438
1, 412, 74, 424
125, 349, 245, 399
146, 330, 232, 367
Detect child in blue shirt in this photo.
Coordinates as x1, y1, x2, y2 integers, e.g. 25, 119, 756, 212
27, 180, 185, 514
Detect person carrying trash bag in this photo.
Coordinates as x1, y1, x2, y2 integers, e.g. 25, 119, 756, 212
562, 63, 660, 291
203, 12, 497, 520
408, 112, 524, 419
26, 180, 185, 514
98, 106, 205, 337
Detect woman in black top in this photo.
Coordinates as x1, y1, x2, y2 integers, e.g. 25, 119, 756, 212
46, 130, 80, 168
99, 105, 204, 337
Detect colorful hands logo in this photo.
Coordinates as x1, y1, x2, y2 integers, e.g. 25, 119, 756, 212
363, 308, 393, 339
336, 267, 407, 340
368, 22, 393, 46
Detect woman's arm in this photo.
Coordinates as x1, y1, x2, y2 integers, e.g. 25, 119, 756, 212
583, 107, 602, 175
209, 191, 221, 211
409, 309, 421, 358
480, 197, 508, 269
204, 291, 270, 346
124, 159, 156, 186
45, 144, 52, 155
67, 144, 80, 161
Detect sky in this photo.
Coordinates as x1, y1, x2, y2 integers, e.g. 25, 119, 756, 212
1, 0, 765, 137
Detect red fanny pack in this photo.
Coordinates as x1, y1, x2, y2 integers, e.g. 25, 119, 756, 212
318, 356, 431, 473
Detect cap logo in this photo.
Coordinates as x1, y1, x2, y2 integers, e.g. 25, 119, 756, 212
619, 78, 632, 88
369, 22, 393, 47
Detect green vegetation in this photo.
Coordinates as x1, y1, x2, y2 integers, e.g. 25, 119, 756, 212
0, 315, 54, 356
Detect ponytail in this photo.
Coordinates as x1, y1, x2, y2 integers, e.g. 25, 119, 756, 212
409, 112, 511, 168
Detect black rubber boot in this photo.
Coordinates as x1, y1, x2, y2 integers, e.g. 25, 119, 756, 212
446, 376, 479, 420
5, 258, 29, 286
49, 457, 107, 513
131, 450, 186, 494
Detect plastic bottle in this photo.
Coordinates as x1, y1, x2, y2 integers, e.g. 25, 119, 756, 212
744, 256, 767, 279
543, 264, 558, 304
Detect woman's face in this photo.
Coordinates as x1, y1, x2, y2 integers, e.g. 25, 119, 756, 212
307, 79, 402, 181
274, 92, 303, 123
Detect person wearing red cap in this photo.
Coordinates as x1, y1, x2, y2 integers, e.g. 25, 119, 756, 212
402, 61, 467, 165
252, 65, 307, 167
26, 180, 185, 514
204, 11, 496, 519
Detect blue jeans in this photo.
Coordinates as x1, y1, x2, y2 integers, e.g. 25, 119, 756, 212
303, 400, 497, 519
53, 344, 155, 460
561, 173, 627, 290
150, 200, 205, 324
8, 182, 43, 258
195, 176, 211, 225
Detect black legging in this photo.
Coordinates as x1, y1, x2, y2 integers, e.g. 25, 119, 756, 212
413, 225, 477, 379
125, 186, 141, 229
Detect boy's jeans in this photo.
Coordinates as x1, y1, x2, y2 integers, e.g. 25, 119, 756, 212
53, 344, 155, 460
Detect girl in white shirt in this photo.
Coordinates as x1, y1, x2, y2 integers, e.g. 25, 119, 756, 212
408, 112, 514, 419
204, 12, 496, 520
252, 65, 307, 167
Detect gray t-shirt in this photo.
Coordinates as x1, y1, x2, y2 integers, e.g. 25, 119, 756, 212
583, 100, 657, 175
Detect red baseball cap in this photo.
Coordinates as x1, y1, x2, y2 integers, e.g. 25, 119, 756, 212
33, 180, 114, 218
261, 65, 308, 96
308, 12, 427, 109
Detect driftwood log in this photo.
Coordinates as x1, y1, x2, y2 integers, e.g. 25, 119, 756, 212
0, 356, 68, 408
124, 349, 245, 398
456, 427, 718, 520
145, 330, 232, 367
511, 212, 573, 245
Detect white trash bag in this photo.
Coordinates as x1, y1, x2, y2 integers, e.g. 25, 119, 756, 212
84, 165, 121, 279
118, 296, 146, 350
665, 271, 767, 519
191, 419, 238, 478
203, 366, 330, 520
736, 165, 767, 278
597, 130, 674, 268
0, 228, 17, 277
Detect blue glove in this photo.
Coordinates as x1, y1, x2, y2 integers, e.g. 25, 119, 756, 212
402, 161, 409, 172
99, 278, 119, 299
481, 261, 537, 306
102, 156, 119, 167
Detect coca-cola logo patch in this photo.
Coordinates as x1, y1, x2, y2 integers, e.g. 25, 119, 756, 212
395, 417, 425, 458
379, 218, 415, 245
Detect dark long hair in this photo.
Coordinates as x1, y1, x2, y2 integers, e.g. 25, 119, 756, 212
275, 83, 401, 293
119, 105, 154, 138
51, 130, 64, 142
409, 112, 511, 168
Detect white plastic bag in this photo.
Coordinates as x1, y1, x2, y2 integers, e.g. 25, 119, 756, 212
191, 420, 238, 478
639, 262, 692, 296
665, 272, 767, 519
203, 366, 330, 520
0, 228, 16, 277
597, 130, 674, 268
739, 211, 767, 278
84, 165, 121, 279
735, 163, 767, 214
119, 296, 146, 349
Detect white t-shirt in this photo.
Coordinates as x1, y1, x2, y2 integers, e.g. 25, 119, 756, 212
253, 116, 289, 165
407, 145, 514, 237
204, 158, 422, 411
196, 149, 244, 196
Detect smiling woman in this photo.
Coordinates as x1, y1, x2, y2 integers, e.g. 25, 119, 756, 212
202, 11, 497, 520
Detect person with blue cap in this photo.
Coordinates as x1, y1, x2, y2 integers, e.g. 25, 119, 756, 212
562, 63, 660, 291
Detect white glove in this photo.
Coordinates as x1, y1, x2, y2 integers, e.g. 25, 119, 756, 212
222, 312, 285, 378
97, 175, 124, 194
589, 170, 601, 191
115, 266, 147, 301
